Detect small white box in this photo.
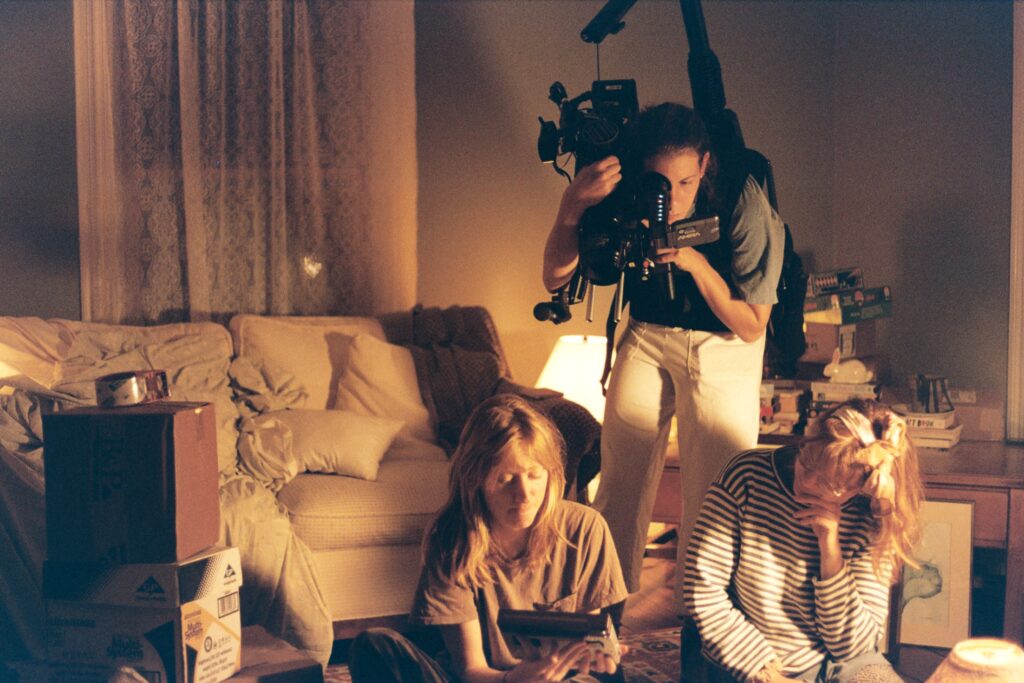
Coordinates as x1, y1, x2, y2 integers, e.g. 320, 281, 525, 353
46, 546, 243, 683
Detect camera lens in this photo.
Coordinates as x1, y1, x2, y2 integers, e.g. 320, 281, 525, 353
533, 301, 571, 324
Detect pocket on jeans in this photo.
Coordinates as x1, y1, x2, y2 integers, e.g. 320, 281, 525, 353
694, 334, 762, 377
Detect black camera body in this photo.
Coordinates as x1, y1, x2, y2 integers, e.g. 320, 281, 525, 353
535, 80, 719, 323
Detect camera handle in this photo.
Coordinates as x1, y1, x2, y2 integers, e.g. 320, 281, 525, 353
533, 268, 589, 324
640, 172, 676, 301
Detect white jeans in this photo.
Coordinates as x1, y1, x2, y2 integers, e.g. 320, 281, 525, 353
593, 319, 764, 600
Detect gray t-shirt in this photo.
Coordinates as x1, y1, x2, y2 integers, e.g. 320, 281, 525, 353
730, 176, 785, 305
628, 175, 785, 329
410, 500, 629, 670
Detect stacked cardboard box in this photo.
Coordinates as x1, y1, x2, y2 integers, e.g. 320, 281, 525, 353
45, 547, 243, 682
798, 267, 893, 433
41, 402, 242, 682
801, 268, 890, 365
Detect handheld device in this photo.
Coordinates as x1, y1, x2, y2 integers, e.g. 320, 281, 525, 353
497, 609, 621, 665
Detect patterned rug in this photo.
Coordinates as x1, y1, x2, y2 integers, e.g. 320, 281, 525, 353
325, 627, 681, 683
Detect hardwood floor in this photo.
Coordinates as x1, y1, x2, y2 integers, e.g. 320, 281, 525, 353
624, 548, 944, 682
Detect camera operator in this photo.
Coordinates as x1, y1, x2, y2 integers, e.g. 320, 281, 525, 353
541, 102, 785, 609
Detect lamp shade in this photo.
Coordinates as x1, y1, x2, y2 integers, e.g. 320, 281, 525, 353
926, 638, 1024, 682
535, 335, 608, 422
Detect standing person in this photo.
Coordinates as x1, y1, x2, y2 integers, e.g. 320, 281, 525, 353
541, 102, 785, 598
682, 399, 923, 682
349, 394, 628, 683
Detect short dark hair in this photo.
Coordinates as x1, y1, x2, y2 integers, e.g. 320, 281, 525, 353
624, 102, 715, 200
627, 102, 712, 165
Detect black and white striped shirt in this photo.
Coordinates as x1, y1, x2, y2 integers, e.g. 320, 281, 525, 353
682, 448, 891, 681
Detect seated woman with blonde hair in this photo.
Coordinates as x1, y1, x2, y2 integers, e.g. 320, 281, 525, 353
683, 399, 923, 683
350, 393, 628, 683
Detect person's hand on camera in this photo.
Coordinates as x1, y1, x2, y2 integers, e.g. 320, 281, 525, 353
558, 155, 622, 222
653, 245, 707, 274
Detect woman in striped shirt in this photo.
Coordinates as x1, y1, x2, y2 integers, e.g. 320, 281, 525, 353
683, 399, 923, 683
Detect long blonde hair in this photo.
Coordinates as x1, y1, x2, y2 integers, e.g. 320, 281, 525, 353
799, 399, 923, 581
423, 394, 567, 589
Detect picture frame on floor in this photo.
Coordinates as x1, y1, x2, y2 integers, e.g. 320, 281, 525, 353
899, 499, 974, 648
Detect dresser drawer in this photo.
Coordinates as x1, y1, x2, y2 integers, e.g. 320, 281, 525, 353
924, 485, 1008, 547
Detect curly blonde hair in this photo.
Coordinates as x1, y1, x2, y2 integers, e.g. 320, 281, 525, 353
799, 399, 924, 581
422, 394, 567, 589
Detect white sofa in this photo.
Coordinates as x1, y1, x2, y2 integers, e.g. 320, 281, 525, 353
228, 313, 453, 640
0, 308, 600, 667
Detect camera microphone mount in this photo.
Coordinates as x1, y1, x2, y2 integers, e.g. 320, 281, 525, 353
580, 0, 638, 45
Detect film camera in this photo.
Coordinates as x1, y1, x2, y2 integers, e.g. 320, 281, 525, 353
534, 80, 720, 324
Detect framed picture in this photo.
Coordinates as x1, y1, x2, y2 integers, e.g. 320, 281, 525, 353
899, 499, 974, 648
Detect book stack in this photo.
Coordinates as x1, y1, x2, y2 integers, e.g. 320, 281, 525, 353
759, 381, 809, 435
801, 267, 891, 367
808, 380, 881, 427
894, 404, 963, 449
759, 381, 779, 434
772, 386, 808, 435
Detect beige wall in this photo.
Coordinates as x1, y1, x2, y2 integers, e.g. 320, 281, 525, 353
1, 0, 1012, 399
415, 0, 1013, 396
0, 0, 79, 319
830, 1, 1012, 396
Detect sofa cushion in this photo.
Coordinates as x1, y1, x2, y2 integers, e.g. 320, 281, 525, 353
263, 409, 403, 481
334, 333, 437, 445
278, 459, 449, 550
228, 315, 385, 410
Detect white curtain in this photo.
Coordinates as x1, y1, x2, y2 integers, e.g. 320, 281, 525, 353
74, 0, 418, 324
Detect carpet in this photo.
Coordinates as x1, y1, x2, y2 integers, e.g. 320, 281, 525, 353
325, 627, 681, 683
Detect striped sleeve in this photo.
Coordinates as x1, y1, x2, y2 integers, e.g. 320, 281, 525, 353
683, 481, 778, 681
813, 545, 892, 659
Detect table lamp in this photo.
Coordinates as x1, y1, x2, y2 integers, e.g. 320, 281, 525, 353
535, 335, 608, 423
926, 638, 1024, 682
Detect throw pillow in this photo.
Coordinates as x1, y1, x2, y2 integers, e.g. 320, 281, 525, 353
333, 333, 438, 445
229, 315, 385, 410
260, 409, 403, 482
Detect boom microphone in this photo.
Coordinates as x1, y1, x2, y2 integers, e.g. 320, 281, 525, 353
580, 0, 638, 44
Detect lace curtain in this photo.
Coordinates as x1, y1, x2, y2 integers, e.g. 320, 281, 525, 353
73, 0, 417, 324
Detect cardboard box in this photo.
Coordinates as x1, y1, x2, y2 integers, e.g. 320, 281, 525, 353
803, 286, 892, 325
43, 402, 219, 563
45, 546, 243, 683
949, 388, 1005, 442
801, 320, 877, 363
43, 545, 242, 607
226, 626, 323, 683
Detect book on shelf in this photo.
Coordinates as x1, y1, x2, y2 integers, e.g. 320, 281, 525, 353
807, 400, 841, 417
759, 421, 781, 434
893, 404, 956, 429
810, 381, 880, 402
774, 388, 807, 414
908, 423, 963, 450
772, 410, 802, 423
